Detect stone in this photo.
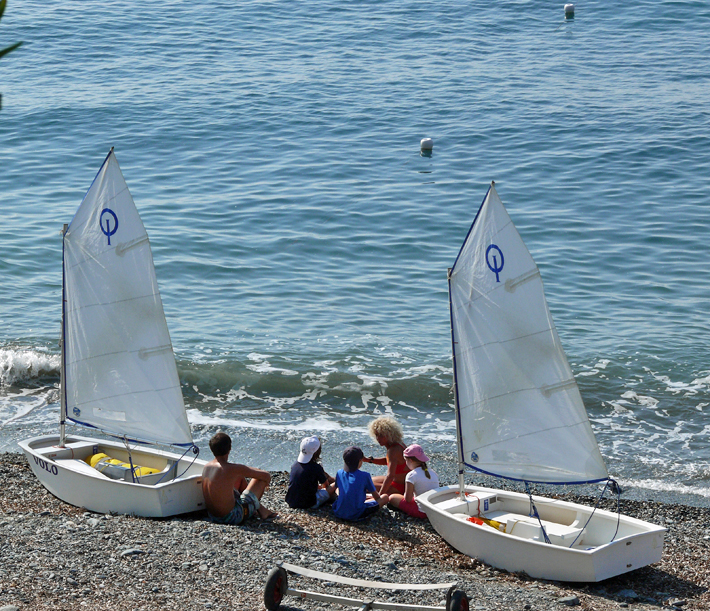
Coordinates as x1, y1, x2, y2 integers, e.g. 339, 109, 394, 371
120, 548, 145, 557
557, 595, 580, 606
0, 456, 707, 611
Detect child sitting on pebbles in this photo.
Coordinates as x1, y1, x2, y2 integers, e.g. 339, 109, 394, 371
285, 436, 336, 510
387, 444, 439, 519
332, 446, 389, 521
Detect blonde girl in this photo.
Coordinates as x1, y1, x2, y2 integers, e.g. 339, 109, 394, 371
362, 417, 409, 495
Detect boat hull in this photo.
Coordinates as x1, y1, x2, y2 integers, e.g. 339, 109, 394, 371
417, 485, 666, 582
19, 434, 207, 518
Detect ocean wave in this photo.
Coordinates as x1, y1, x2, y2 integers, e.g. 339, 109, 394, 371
176, 353, 455, 414
621, 478, 710, 500
0, 348, 60, 387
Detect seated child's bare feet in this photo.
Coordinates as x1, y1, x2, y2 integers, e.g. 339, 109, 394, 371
259, 507, 278, 521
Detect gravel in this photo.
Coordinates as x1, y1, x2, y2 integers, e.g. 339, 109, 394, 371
1, 451, 709, 611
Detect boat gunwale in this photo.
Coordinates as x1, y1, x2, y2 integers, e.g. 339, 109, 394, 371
19, 434, 206, 489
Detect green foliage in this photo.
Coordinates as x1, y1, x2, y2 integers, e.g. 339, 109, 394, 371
0, 39, 22, 60
0, 0, 22, 58
0, 0, 23, 109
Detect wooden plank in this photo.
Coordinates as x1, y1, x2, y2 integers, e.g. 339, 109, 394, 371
280, 562, 455, 591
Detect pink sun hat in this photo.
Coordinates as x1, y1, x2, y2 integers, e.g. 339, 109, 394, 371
403, 444, 429, 463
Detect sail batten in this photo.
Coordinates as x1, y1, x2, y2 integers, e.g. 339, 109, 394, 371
62, 150, 193, 448
450, 184, 608, 485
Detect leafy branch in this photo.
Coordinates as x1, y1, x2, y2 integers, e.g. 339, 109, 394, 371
0, 0, 22, 109
0, 0, 21, 58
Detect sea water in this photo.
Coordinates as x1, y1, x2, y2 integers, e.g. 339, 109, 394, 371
2, 0, 710, 506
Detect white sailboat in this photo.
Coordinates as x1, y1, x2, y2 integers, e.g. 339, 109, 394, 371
19, 149, 207, 517
417, 182, 665, 582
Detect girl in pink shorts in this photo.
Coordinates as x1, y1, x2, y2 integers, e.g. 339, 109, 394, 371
387, 444, 439, 519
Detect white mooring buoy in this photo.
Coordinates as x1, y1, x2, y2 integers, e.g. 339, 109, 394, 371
420, 137, 433, 151
564, 3, 575, 16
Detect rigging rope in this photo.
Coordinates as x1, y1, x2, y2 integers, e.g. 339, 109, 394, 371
567, 478, 623, 548
122, 436, 137, 484
525, 482, 552, 545
154, 444, 200, 484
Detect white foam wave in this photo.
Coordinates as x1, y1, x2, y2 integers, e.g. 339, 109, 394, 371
357, 375, 389, 389
0, 348, 59, 386
0, 386, 58, 428
186, 406, 457, 443
648, 369, 710, 396
619, 390, 659, 409
619, 478, 710, 499
390, 363, 452, 379
313, 360, 339, 369
187, 409, 358, 433
244, 353, 299, 376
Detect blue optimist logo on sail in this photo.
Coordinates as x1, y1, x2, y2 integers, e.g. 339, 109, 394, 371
486, 244, 504, 282
100, 208, 119, 245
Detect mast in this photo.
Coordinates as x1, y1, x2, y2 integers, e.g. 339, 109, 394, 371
448, 266, 466, 499
59, 223, 68, 447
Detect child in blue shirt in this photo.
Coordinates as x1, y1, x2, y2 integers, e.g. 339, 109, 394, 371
332, 446, 389, 521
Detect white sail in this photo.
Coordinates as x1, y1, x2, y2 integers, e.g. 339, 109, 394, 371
62, 150, 193, 447
450, 183, 608, 484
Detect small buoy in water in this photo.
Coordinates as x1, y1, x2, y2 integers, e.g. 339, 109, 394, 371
420, 137, 433, 151
564, 3, 575, 16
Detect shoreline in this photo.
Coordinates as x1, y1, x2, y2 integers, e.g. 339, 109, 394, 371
1, 452, 709, 611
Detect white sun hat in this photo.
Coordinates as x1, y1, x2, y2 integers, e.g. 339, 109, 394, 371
298, 436, 321, 463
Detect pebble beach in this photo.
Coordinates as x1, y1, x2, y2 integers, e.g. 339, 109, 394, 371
1, 452, 709, 611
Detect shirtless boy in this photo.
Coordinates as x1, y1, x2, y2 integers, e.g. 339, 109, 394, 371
201, 432, 277, 524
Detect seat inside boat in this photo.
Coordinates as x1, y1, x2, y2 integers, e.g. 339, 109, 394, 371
450, 509, 586, 546
431, 490, 587, 546
36, 439, 177, 485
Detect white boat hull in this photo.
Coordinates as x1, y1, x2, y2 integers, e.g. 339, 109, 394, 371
417, 485, 666, 582
19, 434, 207, 518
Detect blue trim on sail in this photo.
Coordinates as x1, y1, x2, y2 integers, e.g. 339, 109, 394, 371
462, 462, 610, 486
60, 226, 68, 431
450, 184, 492, 274
63, 152, 112, 411
448, 271, 466, 471
450, 184, 492, 475
67, 148, 114, 232
66, 417, 195, 448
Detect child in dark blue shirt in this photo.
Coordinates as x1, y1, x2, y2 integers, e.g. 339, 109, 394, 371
285, 436, 336, 509
332, 446, 389, 521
